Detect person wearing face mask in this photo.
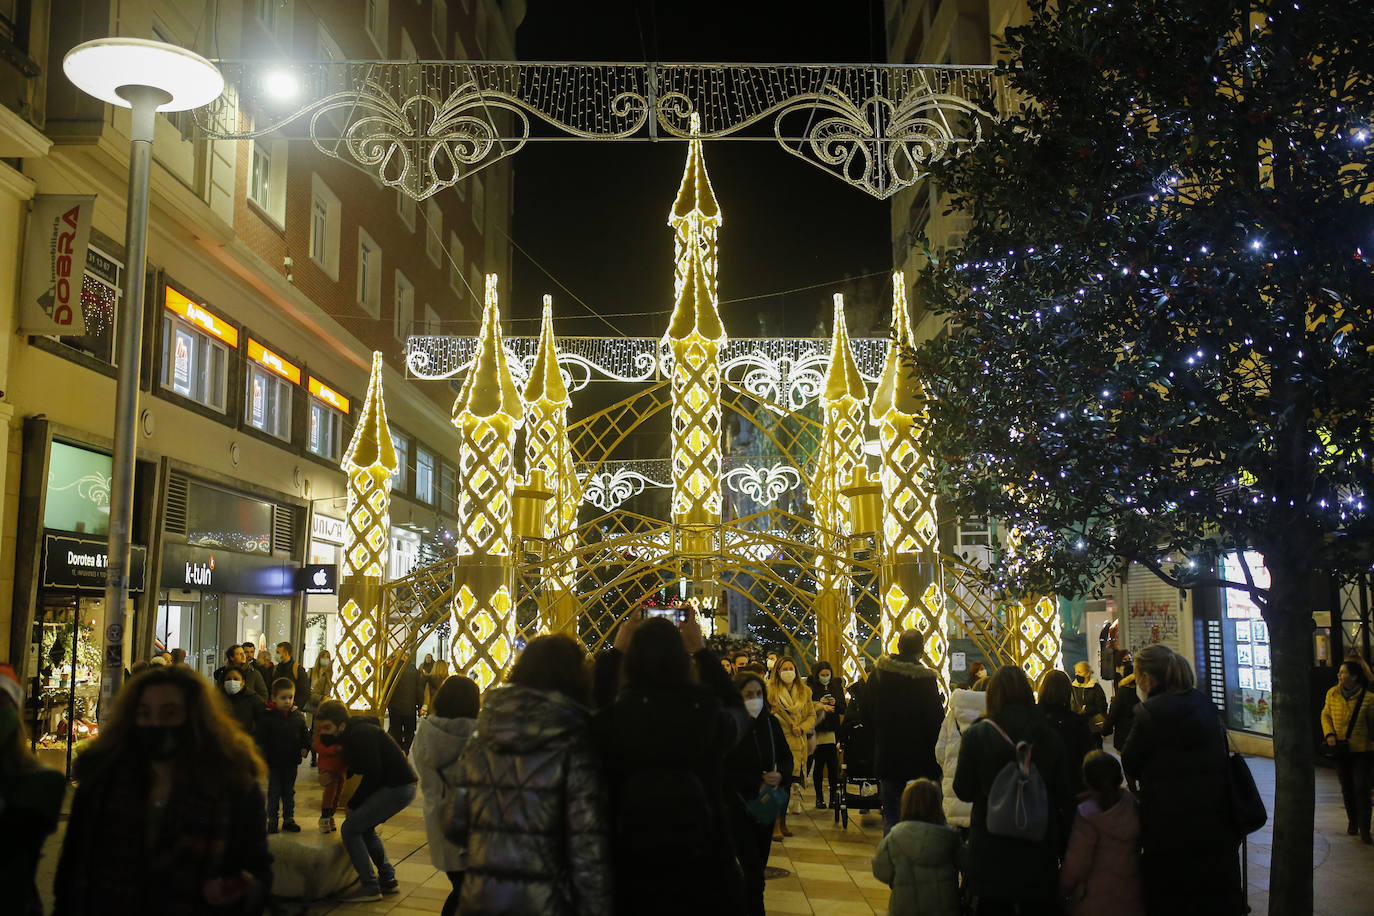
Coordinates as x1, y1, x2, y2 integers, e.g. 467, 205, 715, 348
219, 668, 260, 733
724, 671, 792, 916
767, 654, 818, 839
1120, 645, 1242, 916
55, 665, 271, 915
0, 663, 66, 916
1070, 662, 1109, 749
215, 644, 268, 702
807, 661, 846, 809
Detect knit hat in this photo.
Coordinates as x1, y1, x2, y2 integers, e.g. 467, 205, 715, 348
0, 662, 23, 709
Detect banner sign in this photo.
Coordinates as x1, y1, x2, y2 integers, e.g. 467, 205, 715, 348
42, 533, 146, 592
297, 564, 338, 595
20, 195, 96, 334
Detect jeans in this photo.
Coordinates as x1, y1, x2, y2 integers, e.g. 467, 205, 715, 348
267, 763, 298, 822
340, 783, 417, 890
880, 777, 908, 834
812, 742, 840, 804
1336, 749, 1374, 834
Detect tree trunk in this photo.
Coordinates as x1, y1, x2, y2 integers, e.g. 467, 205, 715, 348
1262, 560, 1316, 916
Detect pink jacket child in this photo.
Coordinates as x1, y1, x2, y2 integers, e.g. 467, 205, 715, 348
1059, 752, 1145, 916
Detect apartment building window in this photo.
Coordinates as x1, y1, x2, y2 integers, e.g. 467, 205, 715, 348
468, 265, 484, 311
245, 365, 292, 440
415, 447, 436, 504
309, 174, 341, 279
248, 138, 287, 225
397, 189, 416, 231
256, 0, 293, 46
432, 0, 448, 55
440, 462, 458, 516
391, 425, 409, 492
425, 200, 443, 265
448, 232, 465, 295
958, 516, 990, 547
364, 0, 389, 54
423, 303, 440, 334
55, 246, 122, 365
307, 376, 350, 462
394, 270, 415, 341
160, 291, 233, 412
357, 229, 382, 316
472, 175, 485, 228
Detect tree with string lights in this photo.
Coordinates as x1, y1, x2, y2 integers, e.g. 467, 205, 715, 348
910, 2, 1374, 912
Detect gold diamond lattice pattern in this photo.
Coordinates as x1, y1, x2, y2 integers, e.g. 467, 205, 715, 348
671, 335, 723, 523
344, 468, 392, 577
453, 582, 516, 690
334, 587, 380, 709
459, 418, 517, 556
1016, 595, 1063, 683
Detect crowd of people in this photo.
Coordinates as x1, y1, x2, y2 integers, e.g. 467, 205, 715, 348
3, 617, 1360, 915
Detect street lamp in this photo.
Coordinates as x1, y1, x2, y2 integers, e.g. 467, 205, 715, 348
62, 38, 223, 712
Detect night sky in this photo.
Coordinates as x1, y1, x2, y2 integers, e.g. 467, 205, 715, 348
507, 0, 892, 341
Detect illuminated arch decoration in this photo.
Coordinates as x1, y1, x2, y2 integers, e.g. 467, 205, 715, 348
192, 62, 1009, 201
872, 273, 949, 693
452, 275, 525, 689
336, 352, 398, 710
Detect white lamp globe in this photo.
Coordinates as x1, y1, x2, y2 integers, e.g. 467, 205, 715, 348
63, 37, 224, 112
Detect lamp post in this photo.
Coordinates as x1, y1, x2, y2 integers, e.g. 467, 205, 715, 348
62, 38, 223, 711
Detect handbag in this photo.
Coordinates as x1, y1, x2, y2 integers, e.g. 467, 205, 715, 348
1225, 734, 1268, 835
744, 721, 791, 825
1325, 689, 1365, 759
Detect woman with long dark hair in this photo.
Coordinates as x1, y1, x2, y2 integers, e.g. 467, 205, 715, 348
724, 670, 793, 916
0, 663, 65, 916
54, 665, 271, 914
1038, 669, 1095, 793
446, 635, 609, 914
595, 608, 751, 914
411, 675, 481, 916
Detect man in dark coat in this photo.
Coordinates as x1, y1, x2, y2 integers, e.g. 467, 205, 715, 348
271, 641, 311, 706
386, 653, 424, 752
865, 629, 946, 834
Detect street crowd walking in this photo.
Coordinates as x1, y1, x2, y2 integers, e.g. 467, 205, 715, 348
7, 621, 1300, 916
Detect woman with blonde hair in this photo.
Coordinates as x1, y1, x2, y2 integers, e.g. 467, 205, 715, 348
55, 665, 271, 914
768, 654, 818, 838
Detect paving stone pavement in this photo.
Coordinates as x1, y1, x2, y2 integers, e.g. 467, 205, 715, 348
34, 751, 1372, 914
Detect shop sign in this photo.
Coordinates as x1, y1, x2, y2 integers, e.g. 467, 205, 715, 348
247, 338, 301, 384
161, 542, 295, 596
308, 376, 350, 413
312, 514, 346, 545
165, 286, 239, 347
19, 194, 96, 334
42, 533, 146, 592
297, 564, 338, 595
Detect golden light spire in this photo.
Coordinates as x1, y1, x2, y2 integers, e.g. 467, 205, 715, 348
455, 274, 524, 424
871, 274, 920, 422
523, 295, 571, 407
342, 351, 399, 476
823, 293, 866, 403
669, 112, 722, 304
666, 227, 726, 343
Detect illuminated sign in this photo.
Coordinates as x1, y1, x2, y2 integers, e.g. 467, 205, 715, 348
297, 563, 338, 595
164, 286, 239, 347
309, 376, 350, 413
247, 338, 301, 384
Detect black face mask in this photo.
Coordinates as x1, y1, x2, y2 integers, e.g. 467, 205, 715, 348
318, 732, 341, 747
135, 724, 187, 761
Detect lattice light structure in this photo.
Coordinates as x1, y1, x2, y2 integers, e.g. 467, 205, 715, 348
811, 295, 869, 683
522, 296, 582, 635
871, 272, 949, 692
667, 129, 727, 552
452, 275, 525, 689
336, 352, 398, 710
1004, 526, 1064, 683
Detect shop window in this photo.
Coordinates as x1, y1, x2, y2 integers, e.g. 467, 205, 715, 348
390, 527, 421, 579
440, 462, 458, 516
1222, 551, 1273, 735
309, 399, 345, 461
416, 446, 436, 504
391, 425, 409, 492
53, 246, 121, 365
161, 309, 229, 412
185, 481, 274, 554
43, 442, 113, 536
245, 364, 292, 440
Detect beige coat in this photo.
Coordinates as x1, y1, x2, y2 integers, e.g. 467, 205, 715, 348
769, 682, 818, 781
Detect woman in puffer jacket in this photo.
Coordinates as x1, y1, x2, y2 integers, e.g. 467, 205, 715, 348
410, 675, 480, 916
446, 635, 610, 915
933, 683, 987, 828
1060, 751, 1144, 916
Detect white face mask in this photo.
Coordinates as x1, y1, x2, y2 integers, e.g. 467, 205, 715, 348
1136, 684, 1150, 704
224, 680, 244, 695
744, 697, 765, 718
780, 669, 796, 685
818, 674, 831, 686
766, 659, 776, 672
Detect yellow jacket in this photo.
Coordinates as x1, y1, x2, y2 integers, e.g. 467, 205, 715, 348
1321, 686, 1373, 752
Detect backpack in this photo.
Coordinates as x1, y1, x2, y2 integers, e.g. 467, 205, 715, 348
615, 766, 715, 860
984, 719, 1049, 840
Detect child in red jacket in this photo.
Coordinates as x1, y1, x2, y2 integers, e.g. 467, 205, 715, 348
314, 718, 348, 833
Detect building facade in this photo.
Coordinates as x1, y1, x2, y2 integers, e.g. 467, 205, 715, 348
0, 0, 522, 765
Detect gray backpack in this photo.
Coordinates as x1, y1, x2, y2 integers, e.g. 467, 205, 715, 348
984, 719, 1049, 840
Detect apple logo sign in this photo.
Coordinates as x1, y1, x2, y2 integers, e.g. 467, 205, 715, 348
313, 568, 328, 587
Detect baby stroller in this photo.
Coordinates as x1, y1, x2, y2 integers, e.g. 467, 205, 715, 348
835, 714, 880, 828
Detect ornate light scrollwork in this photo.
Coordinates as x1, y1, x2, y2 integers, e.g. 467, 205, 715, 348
580, 468, 665, 511
193, 62, 1006, 201
723, 464, 801, 507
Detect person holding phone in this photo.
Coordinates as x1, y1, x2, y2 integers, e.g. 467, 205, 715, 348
808, 661, 846, 809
